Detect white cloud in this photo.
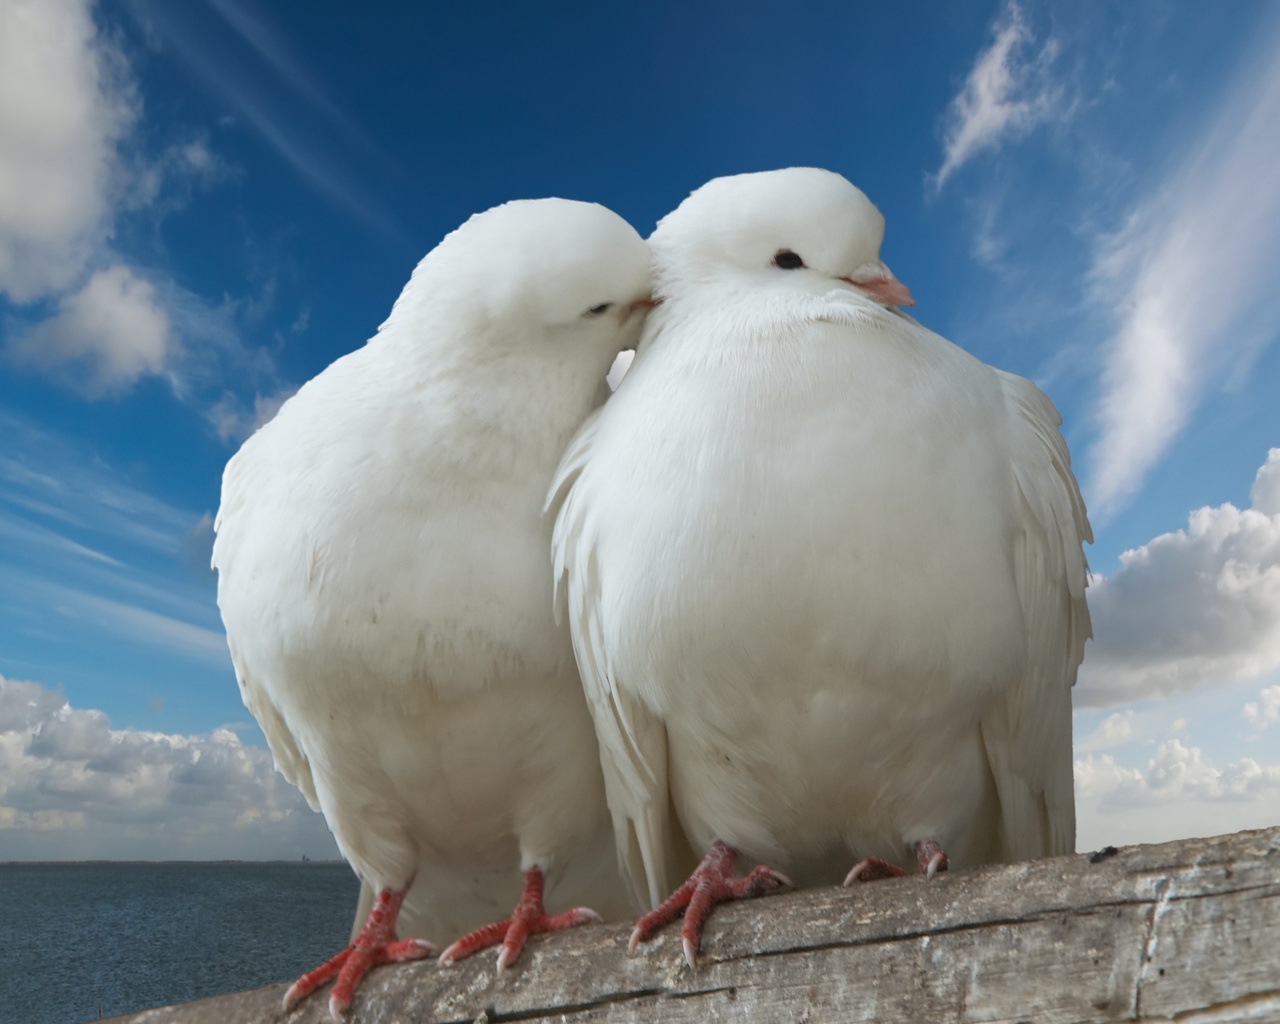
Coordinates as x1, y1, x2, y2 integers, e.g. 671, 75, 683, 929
1253, 449, 1280, 515
132, 1, 402, 239
0, 675, 337, 859
1085, 32, 1280, 516
0, 0, 135, 301
39, 584, 228, 663
1076, 739, 1280, 809
0, 409, 197, 555
1075, 738, 1280, 850
1076, 710, 1134, 752
0, 0, 286, 421
1077, 448, 1280, 708
8, 265, 174, 395
932, 2, 1061, 192
1244, 685, 1280, 730
207, 385, 296, 443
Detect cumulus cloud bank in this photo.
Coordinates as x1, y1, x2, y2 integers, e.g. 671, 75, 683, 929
1077, 449, 1280, 707
1074, 724, 1280, 851
1076, 739, 1280, 811
0, 675, 337, 860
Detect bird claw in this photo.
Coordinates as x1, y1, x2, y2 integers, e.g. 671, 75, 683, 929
844, 841, 948, 885
441, 867, 601, 972
281, 887, 431, 1018
915, 839, 948, 878
630, 841, 789, 967
843, 857, 907, 885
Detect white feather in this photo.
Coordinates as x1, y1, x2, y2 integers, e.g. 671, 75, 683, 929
213, 198, 652, 940
550, 169, 1092, 900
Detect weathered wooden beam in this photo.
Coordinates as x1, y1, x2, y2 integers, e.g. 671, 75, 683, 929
107, 826, 1280, 1024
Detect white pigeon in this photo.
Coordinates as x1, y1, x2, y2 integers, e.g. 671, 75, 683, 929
212, 198, 652, 1016
549, 167, 1092, 967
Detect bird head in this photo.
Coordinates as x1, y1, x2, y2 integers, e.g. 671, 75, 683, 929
384, 198, 654, 369
647, 167, 913, 310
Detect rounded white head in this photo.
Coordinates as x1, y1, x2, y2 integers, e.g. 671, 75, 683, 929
648, 167, 912, 308
382, 198, 653, 361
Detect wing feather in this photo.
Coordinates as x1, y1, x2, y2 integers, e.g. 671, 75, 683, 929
213, 445, 321, 813
548, 411, 689, 910
982, 371, 1092, 860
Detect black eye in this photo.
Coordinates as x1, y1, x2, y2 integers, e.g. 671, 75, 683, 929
773, 250, 805, 270
586, 302, 613, 315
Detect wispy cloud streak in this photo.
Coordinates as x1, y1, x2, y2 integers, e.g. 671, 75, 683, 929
1086, 24, 1280, 515
932, 2, 1060, 192
40, 585, 228, 663
135, 1, 403, 239
202, 0, 392, 163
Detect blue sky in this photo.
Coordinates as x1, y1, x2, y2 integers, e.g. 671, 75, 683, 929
1, 0, 1278, 860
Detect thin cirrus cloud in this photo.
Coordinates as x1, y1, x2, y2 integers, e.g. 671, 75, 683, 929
201, 0, 393, 169
0, 409, 225, 672
0, 410, 196, 555
1085, 21, 1280, 517
0, 515, 123, 569
35, 584, 228, 665
930, 2, 1060, 194
129, 0, 404, 241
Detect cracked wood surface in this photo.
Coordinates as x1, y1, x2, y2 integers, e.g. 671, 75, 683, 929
105, 827, 1280, 1024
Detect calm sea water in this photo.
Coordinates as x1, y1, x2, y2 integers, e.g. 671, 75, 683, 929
0, 861, 360, 1024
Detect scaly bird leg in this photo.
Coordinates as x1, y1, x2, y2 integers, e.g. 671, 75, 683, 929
629, 840, 791, 968
283, 885, 434, 1019
438, 866, 601, 971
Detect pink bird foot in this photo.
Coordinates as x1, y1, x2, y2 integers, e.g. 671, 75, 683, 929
283, 886, 434, 1019
438, 866, 601, 971
843, 838, 949, 884
629, 840, 792, 968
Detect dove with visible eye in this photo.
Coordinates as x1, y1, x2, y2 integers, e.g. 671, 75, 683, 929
550, 167, 1091, 967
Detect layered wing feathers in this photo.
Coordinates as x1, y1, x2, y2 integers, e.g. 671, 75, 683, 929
983, 371, 1092, 859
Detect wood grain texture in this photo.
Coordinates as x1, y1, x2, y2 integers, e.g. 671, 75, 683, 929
104, 827, 1280, 1024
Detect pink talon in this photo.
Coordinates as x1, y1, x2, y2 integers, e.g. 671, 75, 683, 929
629, 840, 791, 967
844, 839, 949, 887
438, 866, 601, 971
282, 886, 434, 1018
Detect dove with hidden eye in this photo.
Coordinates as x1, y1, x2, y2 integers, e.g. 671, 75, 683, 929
214, 198, 654, 1016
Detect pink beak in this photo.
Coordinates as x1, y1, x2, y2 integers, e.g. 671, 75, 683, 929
841, 272, 914, 308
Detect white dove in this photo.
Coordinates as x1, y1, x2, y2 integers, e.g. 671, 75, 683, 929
549, 167, 1092, 967
212, 198, 652, 1016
